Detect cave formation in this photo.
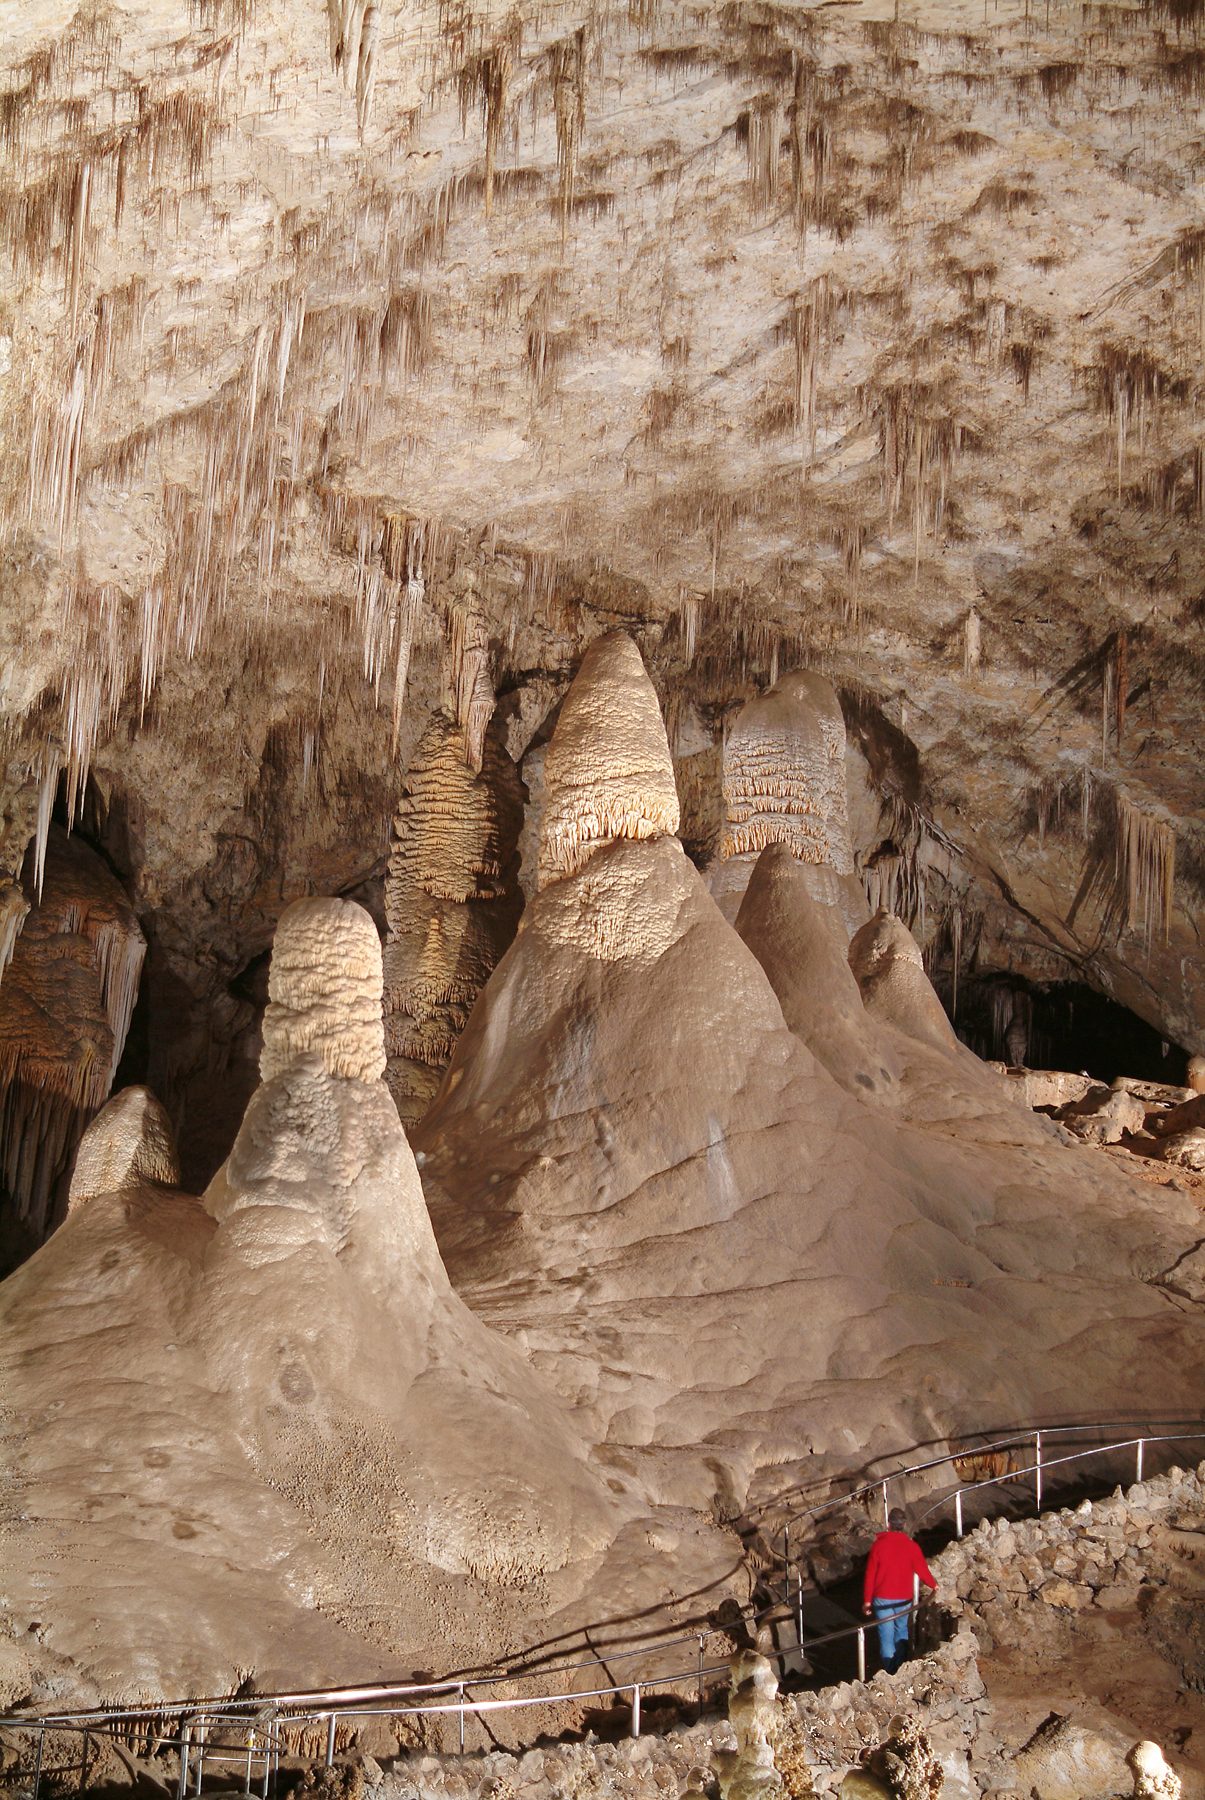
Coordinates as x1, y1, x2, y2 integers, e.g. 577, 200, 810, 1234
1, 0, 1205, 1716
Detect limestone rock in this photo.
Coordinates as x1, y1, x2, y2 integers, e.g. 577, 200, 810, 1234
1156, 1127, 1205, 1171
260, 896, 387, 1084
67, 1086, 180, 1210
1151, 1094, 1205, 1137
858, 1715, 943, 1800
383, 715, 525, 1125
538, 631, 679, 890
0, 1635, 31, 1709
1187, 1059, 1205, 1097
1037, 1578, 1092, 1610
1058, 1082, 1147, 1146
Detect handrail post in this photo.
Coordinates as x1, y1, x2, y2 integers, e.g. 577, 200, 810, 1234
856, 1627, 866, 1682
458, 1683, 465, 1755
955, 1489, 963, 1538
81, 1730, 90, 1794
34, 1726, 45, 1800
325, 1713, 337, 1770
881, 1481, 889, 1526
631, 1683, 641, 1738
697, 1636, 704, 1714
178, 1721, 192, 1800
195, 1717, 205, 1796
796, 1568, 804, 1656
1035, 1431, 1042, 1513
260, 1719, 271, 1800
1136, 1438, 1144, 1483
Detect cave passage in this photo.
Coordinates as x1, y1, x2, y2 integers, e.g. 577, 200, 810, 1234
950, 976, 1189, 1087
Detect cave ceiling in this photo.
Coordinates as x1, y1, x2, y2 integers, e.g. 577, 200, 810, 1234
0, 0, 1203, 1105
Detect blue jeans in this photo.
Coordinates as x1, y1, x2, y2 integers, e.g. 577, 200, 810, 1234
872, 1597, 911, 1671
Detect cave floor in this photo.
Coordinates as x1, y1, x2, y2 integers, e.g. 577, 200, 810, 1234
980, 1599, 1205, 1788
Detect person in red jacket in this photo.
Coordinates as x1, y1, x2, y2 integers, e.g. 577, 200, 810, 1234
862, 1507, 937, 1672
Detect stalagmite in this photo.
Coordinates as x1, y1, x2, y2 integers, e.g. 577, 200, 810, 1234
67, 1085, 180, 1210
711, 669, 868, 935
0, 828, 144, 1251
734, 842, 902, 1101
383, 713, 525, 1126
259, 895, 386, 1084
537, 630, 679, 890
1128, 1743, 1181, 1800
848, 907, 960, 1053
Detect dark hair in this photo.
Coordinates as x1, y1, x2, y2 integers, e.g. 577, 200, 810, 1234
888, 1507, 908, 1530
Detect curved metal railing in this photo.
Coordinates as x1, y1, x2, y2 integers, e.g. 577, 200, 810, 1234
4, 1417, 1203, 1800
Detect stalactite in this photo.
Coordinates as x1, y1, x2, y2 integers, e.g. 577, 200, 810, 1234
963, 606, 981, 676
355, 0, 378, 132
551, 30, 586, 247
1115, 790, 1175, 946
0, 884, 29, 982
788, 278, 831, 468
1102, 652, 1114, 759
462, 40, 515, 217
32, 748, 60, 902
1114, 629, 1127, 747
745, 94, 779, 210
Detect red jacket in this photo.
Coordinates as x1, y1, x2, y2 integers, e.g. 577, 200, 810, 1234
863, 1530, 937, 1603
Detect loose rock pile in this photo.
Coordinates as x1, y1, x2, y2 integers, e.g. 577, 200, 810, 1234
931, 1462, 1205, 1647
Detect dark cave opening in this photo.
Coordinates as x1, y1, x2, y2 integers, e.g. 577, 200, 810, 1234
944, 973, 1190, 1087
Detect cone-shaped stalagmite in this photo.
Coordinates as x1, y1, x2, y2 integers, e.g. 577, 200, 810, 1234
66, 1085, 180, 1212
383, 715, 525, 1126
848, 907, 960, 1054
538, 630, 679, 890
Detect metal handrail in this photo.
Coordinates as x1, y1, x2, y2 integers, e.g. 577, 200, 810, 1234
762, 1416, 1205, 1539
5, 1416, 1203, 1800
